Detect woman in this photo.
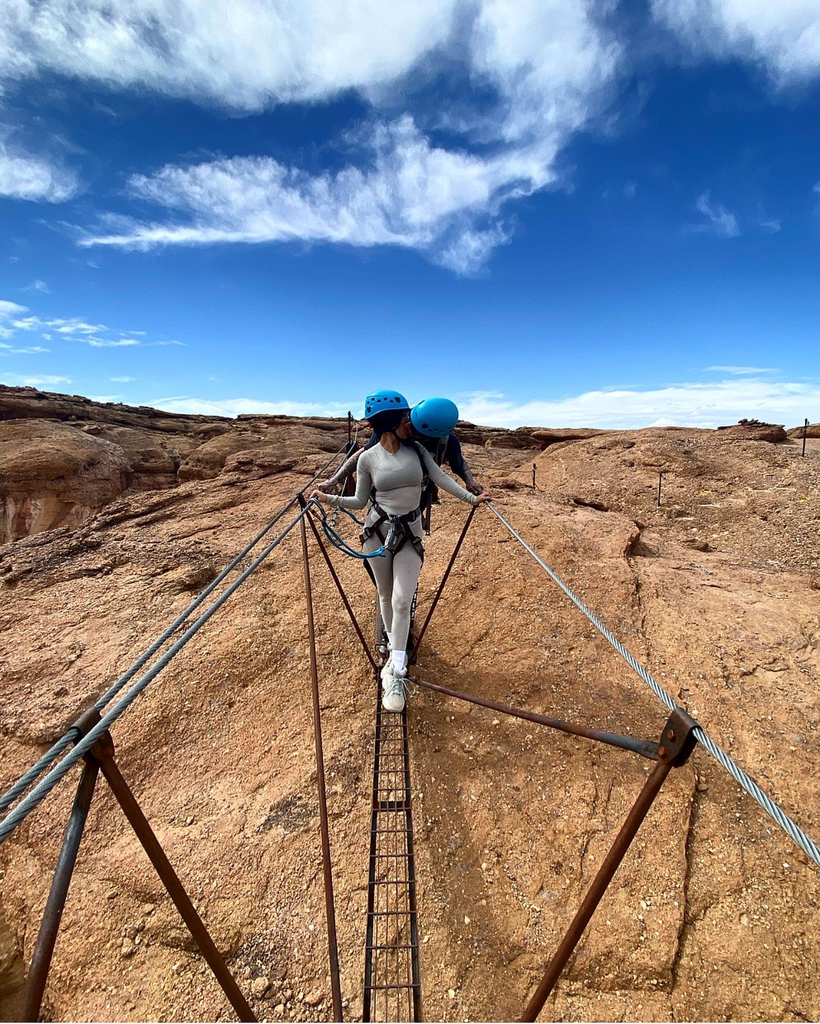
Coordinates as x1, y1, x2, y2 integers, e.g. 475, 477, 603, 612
311, 389, 490, 712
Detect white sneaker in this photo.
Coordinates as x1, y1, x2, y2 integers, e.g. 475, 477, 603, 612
382, 664, 408, 713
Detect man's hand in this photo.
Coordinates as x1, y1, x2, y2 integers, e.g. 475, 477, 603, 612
465, 479, 484, 496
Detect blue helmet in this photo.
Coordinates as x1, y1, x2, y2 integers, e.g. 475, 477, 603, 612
410, 397, 459, 439
364, 389, 410, 419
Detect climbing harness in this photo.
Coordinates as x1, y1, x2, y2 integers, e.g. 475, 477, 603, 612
360, 502, 425, 563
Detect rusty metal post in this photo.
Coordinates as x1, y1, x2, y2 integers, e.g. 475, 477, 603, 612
803, 418, 809, 457
410, 505, 476, 660
20, 760, 99, 1022
300, 515, 344, 1022
657, 471, 664, 507
347, 411, 352, 449
301, 498, 378, 671
90, 734, 256, 1023
521, 709, 697, 1022
532, 464, 537, 490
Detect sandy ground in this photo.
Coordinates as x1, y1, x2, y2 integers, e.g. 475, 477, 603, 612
1, 432, 819, 1023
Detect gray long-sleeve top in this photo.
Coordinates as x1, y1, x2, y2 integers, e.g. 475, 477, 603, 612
327, 441, 477, 516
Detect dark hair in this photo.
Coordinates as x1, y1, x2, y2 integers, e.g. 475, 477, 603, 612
369, 408, 406, 437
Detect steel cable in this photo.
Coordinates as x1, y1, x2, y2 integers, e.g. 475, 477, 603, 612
486, 501, 820, 869
0, 439, 349, 818
0, 500, 318, 846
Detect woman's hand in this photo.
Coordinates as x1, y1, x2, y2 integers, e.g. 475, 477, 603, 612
309, 489, 329, 504
473, 490, 491, 504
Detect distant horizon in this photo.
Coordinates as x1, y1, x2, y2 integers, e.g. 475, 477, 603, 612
1, 381, 811, 434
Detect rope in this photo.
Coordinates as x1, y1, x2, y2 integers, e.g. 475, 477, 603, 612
314, 505, 386, 560
0, 500, 317, 846
486, 501, 820, 869
0, 438, 348, 819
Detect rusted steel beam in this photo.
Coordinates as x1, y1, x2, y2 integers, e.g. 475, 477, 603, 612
20, 760, 99, 1023
300, 515, 344, 1022
90, 733, 256, 1023
412, 677, 660, 761
411, 505, 476, 659
521, 709, 697, 1021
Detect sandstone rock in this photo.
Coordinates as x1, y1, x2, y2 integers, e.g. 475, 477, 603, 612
222, 445, 301, 479
716, 419, 788, 443
531, 427, 609, 447
178, 433, 267, 481
0, 419, 132, 543
0, 384, 229, 434
251, 977, 270, 999
787, 421, 820, 438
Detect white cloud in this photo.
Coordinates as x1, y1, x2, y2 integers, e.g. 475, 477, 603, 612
706, 365, 776, 374
23, 279, 51, 294
760, 216, 782, 233
0, 342, 48, 354
80, 116, 562, 273
88, 394, 123, 403
82, 338, 141, 348
0, 299, 28, 318
5, 1, 619, 272
689, 192, 740, 238
110, 375, 137, 383
0, 132, 79, 203
150, 396, 356, 418
150, 378, 819, 429
48, 318, 107, 335
653, 0, 820, 83
0, 373, 71, 387
454, 378, 820, 429
0, 1, 460, 110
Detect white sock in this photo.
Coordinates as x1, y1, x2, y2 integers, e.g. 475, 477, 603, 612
392, 650, 407, 672
386, 631, 393, 647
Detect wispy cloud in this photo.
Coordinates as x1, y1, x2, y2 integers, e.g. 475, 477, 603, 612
653, 0, 820, 84
22, 279, 51, 294
0, 373, 71, 387
705, 365, 777, 374
0, 342, 48, 355
110, 375, 137, 383
2, 1, 621, 273
0, 131, 79, 203
759, 217, 782, 234
80, 116, 560, 274
0, 299, 182, 351
689, 192, 740, 238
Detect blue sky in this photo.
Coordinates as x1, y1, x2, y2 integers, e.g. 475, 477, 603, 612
0, 0, 819, 428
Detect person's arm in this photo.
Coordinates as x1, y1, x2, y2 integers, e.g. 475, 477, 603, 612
418, 446, 480, 504
445, 433, 483, 494
323, 453, 372, 510
316, 448, 363, 492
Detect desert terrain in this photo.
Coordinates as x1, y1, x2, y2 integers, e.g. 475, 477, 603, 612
1, 386, 818, 1023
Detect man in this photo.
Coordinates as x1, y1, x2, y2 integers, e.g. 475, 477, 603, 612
318, 397, 483, 500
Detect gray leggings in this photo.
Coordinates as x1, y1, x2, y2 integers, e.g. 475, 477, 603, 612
363, 509, 423, 652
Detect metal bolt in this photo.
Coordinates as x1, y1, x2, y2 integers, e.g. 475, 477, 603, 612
667, 730, 676, 742
658, 745, 668, 759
